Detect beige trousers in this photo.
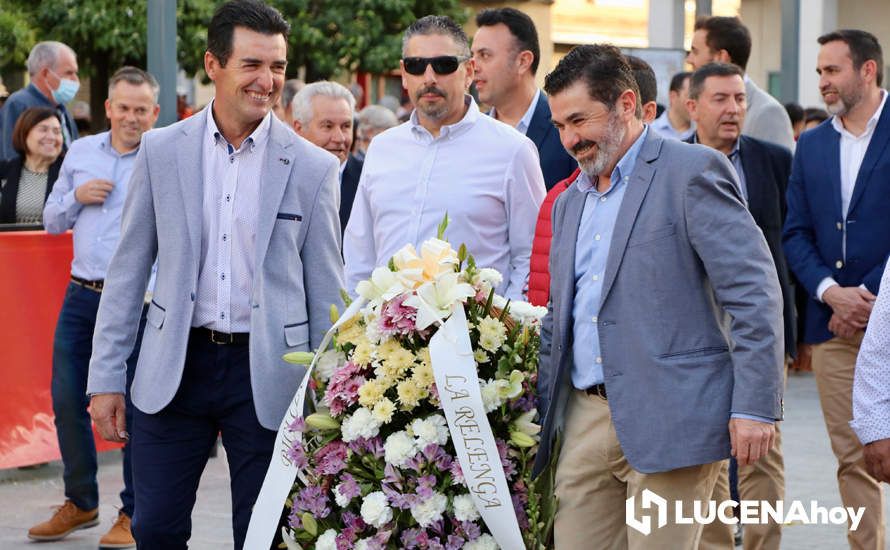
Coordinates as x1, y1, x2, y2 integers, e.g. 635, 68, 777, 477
812, 333, 885, 550
699, 427, 785, 550
554, 389, 724, 550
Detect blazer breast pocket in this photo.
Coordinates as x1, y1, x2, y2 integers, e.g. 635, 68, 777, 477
284, 321, 309, 348
627, 223, 676, 248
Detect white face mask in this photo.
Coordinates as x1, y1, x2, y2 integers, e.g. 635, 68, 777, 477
49, 69, 79, 104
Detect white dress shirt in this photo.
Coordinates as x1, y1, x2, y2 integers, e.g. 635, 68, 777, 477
851, 261, 890, 444
344, 95, 546, 300
817, 90, 888, 301
193, 105, 271, 333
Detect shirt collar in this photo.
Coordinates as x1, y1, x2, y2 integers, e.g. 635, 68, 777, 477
98, 130, 140, 158
410, 94, 479, 139
576, 125, 649, 193
831, 89, 887, 138
489, 89, 540, 133
205, 99, 273, 153
692, 132, 740, 158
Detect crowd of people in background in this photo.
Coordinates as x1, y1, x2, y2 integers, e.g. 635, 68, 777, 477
0, 1, 888, 549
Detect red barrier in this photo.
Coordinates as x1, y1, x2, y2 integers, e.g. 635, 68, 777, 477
0, 230, 120, 469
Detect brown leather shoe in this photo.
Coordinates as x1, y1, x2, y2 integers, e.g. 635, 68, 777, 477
99, 511, 136, 549
27, 500, 99, 541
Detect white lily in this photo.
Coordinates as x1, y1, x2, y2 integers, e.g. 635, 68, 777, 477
355, 267, 404, 305
511, 409, 541, 436
404, 272, 476, 330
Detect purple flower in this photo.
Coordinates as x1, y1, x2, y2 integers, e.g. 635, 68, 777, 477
379, 295, 418, 336
496, 438, 517, 478
382, 483, 415, 509
445, 534, 465, 550
288, 417, 306, 433
286, 507, 302, 530
315, 440, 349, 475
461, 521, 481, 540
416, 474, 436, 500
286, 442, 309, 470
400, 528, 425, 549
449, 460, 465, 486
293, 485, 331, 519
324, 362, 366, 416
337, 473, 362, 501
512, 492, 530, 530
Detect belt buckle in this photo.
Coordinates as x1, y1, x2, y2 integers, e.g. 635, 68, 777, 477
209, 330, 232, 345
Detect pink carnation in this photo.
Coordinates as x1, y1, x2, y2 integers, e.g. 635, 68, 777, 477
379, 295, 418, 336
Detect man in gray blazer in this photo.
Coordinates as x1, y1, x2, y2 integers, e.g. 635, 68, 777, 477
687, 15, 795, 152
536, 44, 784, 549
85, 2, 343, 548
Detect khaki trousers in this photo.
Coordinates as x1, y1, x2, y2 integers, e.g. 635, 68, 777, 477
812, 333, 885, 550
700, 427, 785, 550
554, 389, 724, 550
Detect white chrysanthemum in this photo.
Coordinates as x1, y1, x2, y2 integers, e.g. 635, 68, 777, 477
509, 300, 548, 325
477, 316, 507, 352
411, 414, 449, 447
410, 491, 448, 527
315, 529, 338, 550
464, 534, 499, 550
315, 349, 345, 383
360, 491, 393, 528
341, 407, 382, 442
452, 493, 480, 522
354, 538, 370, 550
334, 482, 352, 508
384, 431, 418, 467
480, 379, 508, 412
364, 313, 385, 344
474, 267, 503, 291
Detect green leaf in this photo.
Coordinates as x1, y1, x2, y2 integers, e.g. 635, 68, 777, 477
436, 212, 449, 240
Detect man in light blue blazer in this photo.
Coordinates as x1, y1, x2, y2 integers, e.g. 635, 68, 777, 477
85, 2, 343, 548
535, 44, 784, 549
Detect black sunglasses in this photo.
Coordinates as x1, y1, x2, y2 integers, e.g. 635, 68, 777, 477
402, 56, 469, 75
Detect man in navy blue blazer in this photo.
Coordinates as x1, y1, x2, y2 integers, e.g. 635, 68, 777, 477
472, 7, 576, 190
783, 30, 890, 550
686, 62, 794, 550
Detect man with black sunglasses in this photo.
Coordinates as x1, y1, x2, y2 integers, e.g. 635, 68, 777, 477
343, 15, 545, 301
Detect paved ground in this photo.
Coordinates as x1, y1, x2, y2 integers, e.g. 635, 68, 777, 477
1, 372, 888, 549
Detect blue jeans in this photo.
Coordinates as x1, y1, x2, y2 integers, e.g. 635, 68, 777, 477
130, 332, 276, 550
51, 282, 145, 516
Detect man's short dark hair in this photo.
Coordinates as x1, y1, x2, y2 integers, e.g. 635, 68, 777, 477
207, 0, 290, 68
544, 44, 641, 119
688, 62, 744, 100
475, 7, 541, 75
108, 66, 160, 102
626, 55, 657, 104
402, 15, 470, 58
804, 107, 830, 125
784, 102, 804, 124
818, 29, 884, 86
694, 16, 752, 70
669, 71, 691, 93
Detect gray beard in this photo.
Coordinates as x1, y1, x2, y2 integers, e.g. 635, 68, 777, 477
578, 114, 627, 178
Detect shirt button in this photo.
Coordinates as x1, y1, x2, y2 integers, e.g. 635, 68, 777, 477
595, 357, 603, 364
836, 222, 843, 230
222, 234, 227, 242
220, 312, 225, 319
600, 196, 607, 202
592, 274, 599, 281
595, 234, 601, 241
836, 260, 843, 269
221, 273, 226, 281
592, 316, 598, 323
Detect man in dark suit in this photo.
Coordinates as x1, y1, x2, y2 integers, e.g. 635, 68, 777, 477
686, 62, 793, 550
472, 7, 575, 190
784, 29, 890, 550
291, 80, 362, 231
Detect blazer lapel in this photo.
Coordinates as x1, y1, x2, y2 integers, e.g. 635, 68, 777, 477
525, 92, 550, 150
175, 111, 206, 267
848, 103, 890, 215
600, 133, 659, 303
254, 119, 294, 274
824, 130, 843, 219
739, 137, 765, 221
556, 183, 584, 335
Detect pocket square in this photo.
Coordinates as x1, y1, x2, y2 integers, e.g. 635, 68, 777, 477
276, 212, 302, 221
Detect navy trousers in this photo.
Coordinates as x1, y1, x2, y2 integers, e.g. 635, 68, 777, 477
130, 332, 276, 549
51, 282, 144, 516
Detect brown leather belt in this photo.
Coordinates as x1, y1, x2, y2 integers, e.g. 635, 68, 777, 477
191, 327, 249, 345
585, 383, 608, 399
71, 276, 104, 293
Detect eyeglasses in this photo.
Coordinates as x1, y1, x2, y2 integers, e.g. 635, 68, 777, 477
402, 56, 469, 76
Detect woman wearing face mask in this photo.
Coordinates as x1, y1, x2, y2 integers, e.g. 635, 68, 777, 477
0, 107, 65, 224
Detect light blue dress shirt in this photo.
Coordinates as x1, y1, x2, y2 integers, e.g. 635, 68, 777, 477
572, 126, 649, 389
43, 131, 139, 281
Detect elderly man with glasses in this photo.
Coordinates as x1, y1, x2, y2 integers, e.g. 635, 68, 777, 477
343, 14, 545, 300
